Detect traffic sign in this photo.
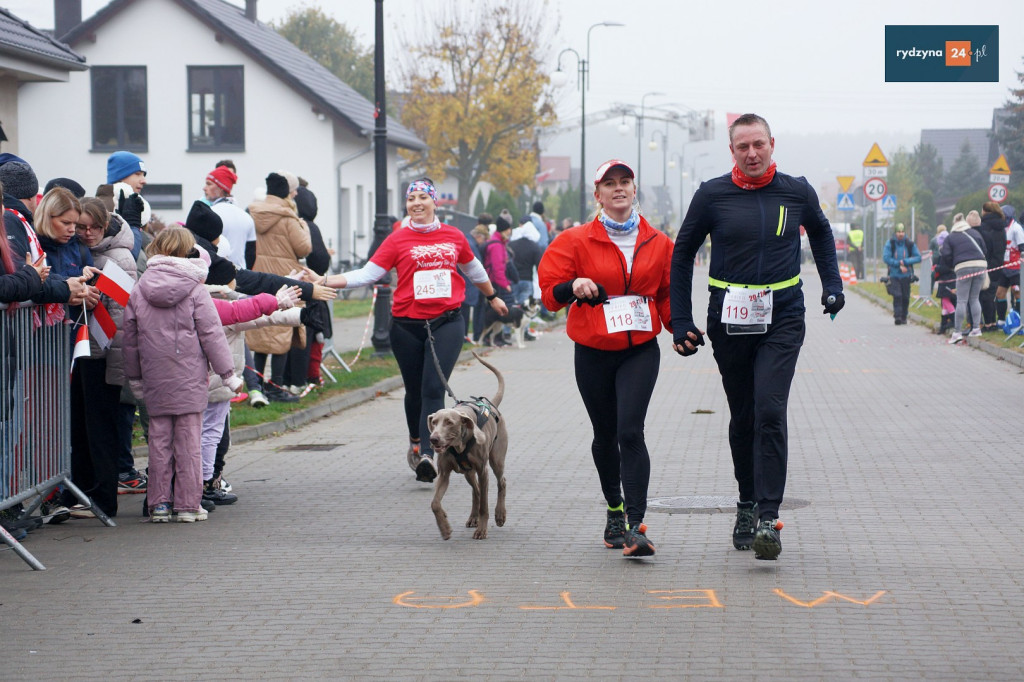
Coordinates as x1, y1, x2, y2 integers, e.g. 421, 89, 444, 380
990, 154, 1012, 174
863, 143, 889, 167
864, 177, 887, 201
837, 193, 855, 211
990, 155, 1012, 184
837, 176, 855, 193
881, 194, 897, 211
989, 184, 1008, 203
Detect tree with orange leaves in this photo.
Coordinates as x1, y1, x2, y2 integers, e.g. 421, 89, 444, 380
397, 1, 557, 212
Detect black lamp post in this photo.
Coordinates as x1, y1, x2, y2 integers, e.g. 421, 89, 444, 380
368, 0, 392, 356
552, 22, 624, 223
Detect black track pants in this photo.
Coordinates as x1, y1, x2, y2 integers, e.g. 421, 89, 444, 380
389, 312, 464, 457
574, 338, 660, 528
707, 314, 805, 519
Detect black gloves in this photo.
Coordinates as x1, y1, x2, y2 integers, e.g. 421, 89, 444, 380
553, 279, 608, 307
574, 283, 608, 307
673, 322, 705, 356
118, 192, 145, 229
822, 291, 845, 316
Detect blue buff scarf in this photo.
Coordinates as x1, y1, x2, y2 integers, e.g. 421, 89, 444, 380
599, 209, 639, 233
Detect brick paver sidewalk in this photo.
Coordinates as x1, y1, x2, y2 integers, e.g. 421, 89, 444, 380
4, 264, 1022, 680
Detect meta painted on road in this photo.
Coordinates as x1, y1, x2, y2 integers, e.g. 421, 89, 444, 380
393, 589, 887, 609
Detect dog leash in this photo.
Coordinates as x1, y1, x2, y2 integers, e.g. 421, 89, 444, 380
424, 318, 460, 403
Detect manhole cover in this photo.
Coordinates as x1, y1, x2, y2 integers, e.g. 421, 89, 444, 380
278, 444, 342, 452
647, 496, 810, 514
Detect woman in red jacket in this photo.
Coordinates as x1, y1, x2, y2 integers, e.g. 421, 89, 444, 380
538, 160, 673, 558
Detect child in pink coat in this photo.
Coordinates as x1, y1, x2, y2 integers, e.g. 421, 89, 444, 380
123, 228, 241, 522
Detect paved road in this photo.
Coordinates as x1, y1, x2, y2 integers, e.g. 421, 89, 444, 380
4, 264, 1023, 680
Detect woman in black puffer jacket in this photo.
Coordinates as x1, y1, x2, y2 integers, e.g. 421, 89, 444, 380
976, 203, 1006, 330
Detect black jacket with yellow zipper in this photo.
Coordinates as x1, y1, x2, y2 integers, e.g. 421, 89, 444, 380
670, 171, 842, 328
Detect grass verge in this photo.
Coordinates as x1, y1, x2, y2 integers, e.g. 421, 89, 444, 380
852, 281, 1024, 352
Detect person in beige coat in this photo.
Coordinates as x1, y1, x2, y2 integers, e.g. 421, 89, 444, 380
246, 172, 311, 402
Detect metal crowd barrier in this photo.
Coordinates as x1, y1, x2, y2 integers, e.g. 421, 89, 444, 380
1, 303, 115, 571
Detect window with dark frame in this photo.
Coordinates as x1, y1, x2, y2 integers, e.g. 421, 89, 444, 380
188, 66, 245, 151
141, 184, 183, 210
91, 66, 148, 151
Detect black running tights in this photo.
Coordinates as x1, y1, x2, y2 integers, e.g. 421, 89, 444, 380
574, 339, 660, 528
389, 313, 464, 457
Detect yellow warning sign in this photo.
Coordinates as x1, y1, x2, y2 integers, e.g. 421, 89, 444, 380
837, 176, 855, 192
990, 154, 1012, 175
863, 143, 889, 167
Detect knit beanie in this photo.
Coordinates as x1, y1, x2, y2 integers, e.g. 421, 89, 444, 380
532, 201, 544, 214
0, 161, 39, 200
277, 170, 299, 195
185, 200, 223, 242
966, 210, 981, 227
207, 166, 237, 194
44, 177, 86, 198
495, 216, 512, 233
106, 151, 147, 184
266, 172, 289, 199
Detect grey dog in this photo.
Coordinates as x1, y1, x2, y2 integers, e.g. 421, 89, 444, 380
427, 352, 508, 540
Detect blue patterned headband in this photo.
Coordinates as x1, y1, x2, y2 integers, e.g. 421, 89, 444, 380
406, 180, 437, 203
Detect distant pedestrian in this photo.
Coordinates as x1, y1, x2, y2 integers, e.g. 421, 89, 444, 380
882, 223, 920, 325
940, 213, 989, 343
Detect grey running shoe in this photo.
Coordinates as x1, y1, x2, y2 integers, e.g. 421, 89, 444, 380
414, 455, 437, 483
406, 442, 422, 472
753, 518, 783, 560
733, 501, 758, 550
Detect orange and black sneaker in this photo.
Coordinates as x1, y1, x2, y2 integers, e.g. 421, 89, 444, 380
623, 523, 655, 557
604, 507, 626, 549
753, 518, 783, 560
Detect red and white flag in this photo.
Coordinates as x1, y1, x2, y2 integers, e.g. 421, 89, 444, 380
88, 302, 118, 350
71, 316, 90, 373
94, 260, 134, 307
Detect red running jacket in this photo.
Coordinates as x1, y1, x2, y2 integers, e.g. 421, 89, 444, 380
539, 216, 673, 351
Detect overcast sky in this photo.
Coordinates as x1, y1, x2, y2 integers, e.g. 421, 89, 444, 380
9, 0, 1022, 136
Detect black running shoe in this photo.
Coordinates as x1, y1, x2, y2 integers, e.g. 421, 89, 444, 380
623, 523, 655, 557
604, 509, 626, 549
733, 501, 757, 550
753, 518, 783, 560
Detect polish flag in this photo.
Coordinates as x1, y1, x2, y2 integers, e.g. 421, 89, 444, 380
71, 321, 90, 371
88, 302, 118, 350
94, 261, 134, 307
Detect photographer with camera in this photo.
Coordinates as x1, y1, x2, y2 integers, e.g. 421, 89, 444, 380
882, 223, 921, 325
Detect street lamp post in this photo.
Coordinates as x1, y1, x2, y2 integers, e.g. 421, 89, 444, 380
369, 0, 392, 356
552, 21, 624, 223
636, 91, 665, 202
649, 128, 669, 186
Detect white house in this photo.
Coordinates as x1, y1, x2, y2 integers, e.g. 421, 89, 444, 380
17, 0, 425, 266
0, 6, 87, 151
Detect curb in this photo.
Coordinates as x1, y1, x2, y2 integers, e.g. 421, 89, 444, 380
130, 318, 564, 458
849, 287, 1024, 369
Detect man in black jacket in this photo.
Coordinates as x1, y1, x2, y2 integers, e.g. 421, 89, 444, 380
670, 113, 843, 561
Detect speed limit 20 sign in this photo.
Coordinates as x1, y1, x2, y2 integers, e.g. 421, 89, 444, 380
989, 184, 1007, 203
864, 177, 887, 202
